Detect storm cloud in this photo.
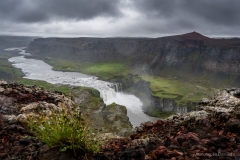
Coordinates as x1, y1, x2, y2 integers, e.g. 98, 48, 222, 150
0, 0, 122, 23
133, 0, 240, 26
0, 0, 240, 37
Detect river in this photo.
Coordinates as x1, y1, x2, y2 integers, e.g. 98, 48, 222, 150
6, 47, 157, 128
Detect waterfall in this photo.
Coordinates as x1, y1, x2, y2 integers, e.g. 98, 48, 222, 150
108, 83, 122, 92
7, 47, 157, 127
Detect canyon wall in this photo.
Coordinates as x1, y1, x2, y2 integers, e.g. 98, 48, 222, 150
27, 32, 240, 77
0, 36, 35, 50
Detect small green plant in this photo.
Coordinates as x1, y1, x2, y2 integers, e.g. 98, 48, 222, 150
148, 110, 174, 118
27, 111, 100, 156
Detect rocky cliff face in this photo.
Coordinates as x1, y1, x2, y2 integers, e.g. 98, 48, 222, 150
27, 37, 145, 62
116, 74, 192, 115
27, 32, 240, 78
0, 36, 35, 51
97, 88, 240, 159
151, 96, 192, 113
0, 81, 132, 159
1, 80, 240, 159
71, 88, 132, 136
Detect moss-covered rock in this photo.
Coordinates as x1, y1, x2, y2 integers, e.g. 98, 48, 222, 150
101, 103, 132, 136
71, 88, 132, 136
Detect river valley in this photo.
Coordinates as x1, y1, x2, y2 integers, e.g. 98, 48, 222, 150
6, 47, 156, 127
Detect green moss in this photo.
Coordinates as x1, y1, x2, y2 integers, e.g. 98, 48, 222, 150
105, 103, 126, 113
17, 79, 72, 93
148, 110, 174, 118
107, 102, 118, 107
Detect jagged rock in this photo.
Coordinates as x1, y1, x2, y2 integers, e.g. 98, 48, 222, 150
0, 80, 7, 85
1, 81, 240, 159
200, 98, 210, 104
233, 89, 240, 98
0, 81, 134, 159
0, 83, 84, 159
167, 110, 209, 125
71, 87, 132, 136
98, 88, 240, 159
0, 87, 4, 93
226, 118, 240, 132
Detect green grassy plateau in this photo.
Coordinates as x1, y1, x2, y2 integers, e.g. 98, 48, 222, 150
141, 75, 216, 105
46, 59, 217, 106
48, 59, 130, 80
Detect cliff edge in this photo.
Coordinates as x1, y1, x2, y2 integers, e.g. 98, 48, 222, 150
0, 80, 132, 159
97, 88, 240, 159
0, 80, 240, 159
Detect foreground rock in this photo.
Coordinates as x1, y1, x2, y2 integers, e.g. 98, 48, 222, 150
96, 88, 240, 159
72, 88, 132, 136
0, 81, 132, 159
1, 80, 240, 159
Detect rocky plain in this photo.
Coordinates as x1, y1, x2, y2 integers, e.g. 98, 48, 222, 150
0, 80, 240, 159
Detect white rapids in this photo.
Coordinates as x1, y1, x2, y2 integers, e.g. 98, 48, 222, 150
6, 47, 156, 127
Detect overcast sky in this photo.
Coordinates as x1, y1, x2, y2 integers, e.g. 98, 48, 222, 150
1, 0, 240, 38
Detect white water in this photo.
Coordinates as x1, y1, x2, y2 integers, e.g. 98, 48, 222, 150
7, 48, 156, 127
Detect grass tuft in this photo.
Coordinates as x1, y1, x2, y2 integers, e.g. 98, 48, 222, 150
27, 110, 101, 156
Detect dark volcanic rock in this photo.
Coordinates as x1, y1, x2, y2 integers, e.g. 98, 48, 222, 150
226, 118, 240, 132
0, 80, 79, 160
2, 80, 240, 159
1, 82, 240, 159
97, 88, 240, 159
0, 80, 133, 159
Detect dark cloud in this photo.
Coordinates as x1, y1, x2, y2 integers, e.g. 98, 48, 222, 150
133, 0, 240, 27
0, 0, 122, 23
0, 0, 240, 37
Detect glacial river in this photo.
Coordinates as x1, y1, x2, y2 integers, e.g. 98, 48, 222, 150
6, 47, 157, 128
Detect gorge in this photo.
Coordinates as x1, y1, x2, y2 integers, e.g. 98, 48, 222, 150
24, 32, 240, 116
27, 32, 240, 79
7, 48, 155, 127
2, 32, 240, 119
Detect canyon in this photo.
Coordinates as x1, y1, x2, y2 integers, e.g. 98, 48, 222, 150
25, 32, 240, 114
27, 32, 240, 81
1, 32, 240, 115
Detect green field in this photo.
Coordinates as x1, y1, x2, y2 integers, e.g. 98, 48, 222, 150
141, 75, 216, 105
0, 51, 24, 80
48, 59, 130, 80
